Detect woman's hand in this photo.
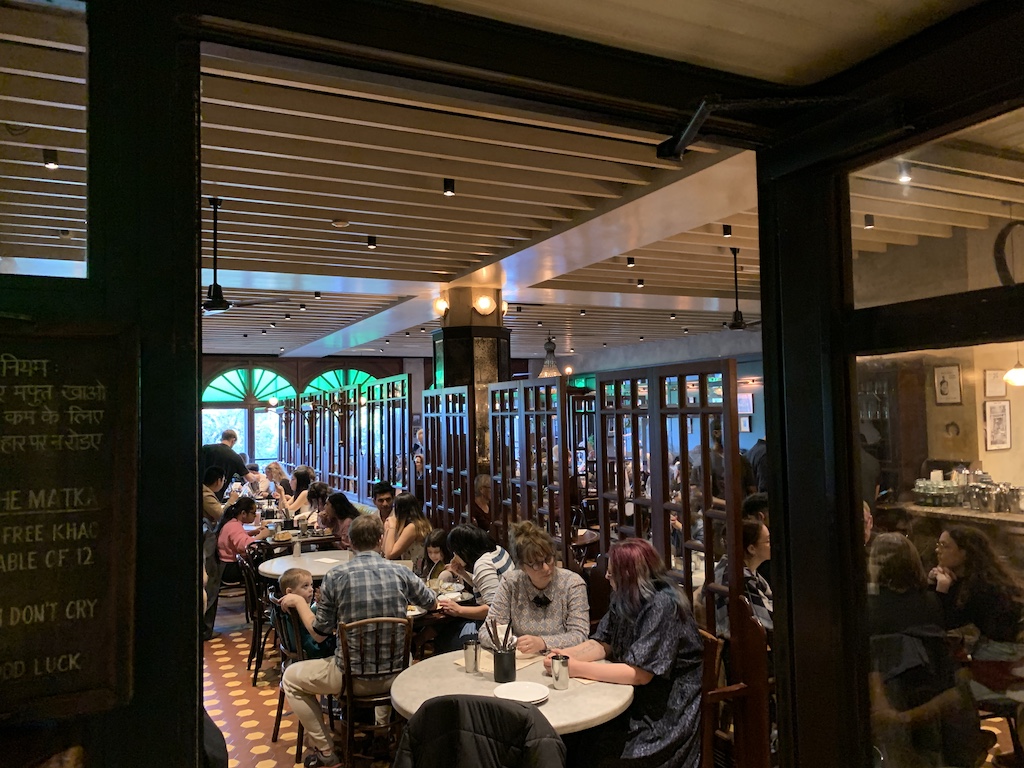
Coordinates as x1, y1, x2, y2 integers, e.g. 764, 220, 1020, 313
516, 635, 546, 655
437, 598, 460, 617
542, 649, 564, 674
930, 566, 956, 593
254, 525, 272, 540
445, 559, 467, 580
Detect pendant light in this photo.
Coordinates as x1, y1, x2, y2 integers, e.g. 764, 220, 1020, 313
538, 337, 561, 378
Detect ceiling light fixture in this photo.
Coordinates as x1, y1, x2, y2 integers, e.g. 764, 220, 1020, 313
670, 313, 676, 320
723, 224, 732, 238
637, 278, 645, 288
569, 347, 575, 353
538, 337, 561, 378
330, 219, 349, 228
279, 347, 284, 353
626, 256, 635, 268
405, 331, 410, 337
379, 348, 384, 353
474, 295, 497, 315
1004, 352, 1024, 386
517, 305, 522, 313
42, 149, 59, 170
420, 327, 426, 333
385, 339, 390, 344
443, 178, 456, 197
314, 291, 321, 300
864, 214, 875, 230
269, 322, 276, 328
579, 309, 586, 316
299, 303, 306, 311
367, 235, 377, 249
898, 161, 912, 184
683, 328, 689, 334
640, 336, 645, 341
242, 333, 248, 338
284, 313, 291, 320
261, 329, 267, 335
433, 297, 450, 317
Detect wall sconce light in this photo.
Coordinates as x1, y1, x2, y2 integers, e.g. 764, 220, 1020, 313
267, 396, 279, 407
474, 295, 497, 315
501, 300, 508, 316
564, 366, 574, 375
433, 297, 450, 317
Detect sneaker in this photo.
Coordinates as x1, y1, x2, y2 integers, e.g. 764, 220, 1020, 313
303, 750, 341, 767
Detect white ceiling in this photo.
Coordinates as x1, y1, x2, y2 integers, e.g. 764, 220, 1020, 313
2, 2, 1021, 363
405, 0, 985, 85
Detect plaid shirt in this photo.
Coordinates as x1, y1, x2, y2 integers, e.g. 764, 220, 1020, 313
313, 550, 435, 670
713, 556, 774, 639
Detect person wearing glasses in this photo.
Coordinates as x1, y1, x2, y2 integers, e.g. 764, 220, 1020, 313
479, 520, 589, 655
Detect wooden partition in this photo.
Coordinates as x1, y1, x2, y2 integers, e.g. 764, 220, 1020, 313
363, 374, 412, 498
422, 385, 476, 530
331, 384, 363, 500
567, 388, 598, 502
488, 377, 571, 565
277, 406, 297, 474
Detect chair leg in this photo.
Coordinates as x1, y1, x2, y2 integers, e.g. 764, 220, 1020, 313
247, 616, 260, 671
252, 620, 272, 686
294, 721, 304, 765
272, 686, 285, 742
327, 694, 336, 732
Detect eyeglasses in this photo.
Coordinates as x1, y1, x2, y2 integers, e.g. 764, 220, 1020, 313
523, 555, 555, 571
936, 541, 955, 550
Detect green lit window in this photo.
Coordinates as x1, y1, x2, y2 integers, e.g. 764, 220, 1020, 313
303, 368, 375, 395
202, 368, 296, 403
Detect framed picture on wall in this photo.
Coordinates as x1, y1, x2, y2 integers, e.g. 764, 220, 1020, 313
737, 393, 754, 414
985, 399, 1011, 451
933, 365, 962, 405
985, 369, 1008, 398
739, 415, 752, 433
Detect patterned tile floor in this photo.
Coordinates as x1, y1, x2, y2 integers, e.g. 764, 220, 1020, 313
203, 594, 391, 768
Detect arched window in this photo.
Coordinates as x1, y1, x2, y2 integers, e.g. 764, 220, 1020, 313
302, 368, 375, 395
201, 367, 296, 465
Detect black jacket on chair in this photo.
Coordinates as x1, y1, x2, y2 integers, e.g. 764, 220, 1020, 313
392, 694, 566, 768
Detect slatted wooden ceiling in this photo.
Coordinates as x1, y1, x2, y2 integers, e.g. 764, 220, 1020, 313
1, 3, 1020, 359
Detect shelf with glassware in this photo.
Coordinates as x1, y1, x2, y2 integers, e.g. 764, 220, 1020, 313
857, 364, 928, 499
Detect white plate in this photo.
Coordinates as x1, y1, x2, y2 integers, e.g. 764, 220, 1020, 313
406, 605, 426, 618
493, 681, 549, 705
451, 591, 474, 603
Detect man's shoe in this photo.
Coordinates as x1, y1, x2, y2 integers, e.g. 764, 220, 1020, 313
303, 750, 341, 767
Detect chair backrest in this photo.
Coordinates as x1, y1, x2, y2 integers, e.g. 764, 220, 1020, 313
268, 599, 306, 665
393, 694, 565, 768
699, 629, 726, 768
236, 551, 267, 618
583, 554, 611, 631
338, 617, 412, 682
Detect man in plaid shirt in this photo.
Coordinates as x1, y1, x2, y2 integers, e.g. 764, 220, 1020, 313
280, 514, 436, 767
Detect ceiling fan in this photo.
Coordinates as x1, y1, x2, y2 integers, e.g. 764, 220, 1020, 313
202, 197, 289, 316
726, 246, 761, 330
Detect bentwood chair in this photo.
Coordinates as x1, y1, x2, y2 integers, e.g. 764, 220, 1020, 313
269, 602, 336, 765
237, 550, 273, 685
336, 617, 413, 766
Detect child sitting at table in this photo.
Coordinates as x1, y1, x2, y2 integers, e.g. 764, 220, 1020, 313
420, 528, 459, 583
276, 568, 336, 659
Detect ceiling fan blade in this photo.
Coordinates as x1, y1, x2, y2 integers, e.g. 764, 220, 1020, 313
746, 319, 763, 328
229, 297, 291, 308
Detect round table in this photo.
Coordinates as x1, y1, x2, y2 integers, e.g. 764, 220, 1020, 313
390, 650, 633, 735
257, 549, 352, 581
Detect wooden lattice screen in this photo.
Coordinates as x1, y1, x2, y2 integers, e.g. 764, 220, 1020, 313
421, 385, 476, 530
363, 374, 412, 499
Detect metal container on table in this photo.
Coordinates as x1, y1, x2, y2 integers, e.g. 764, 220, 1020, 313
1007, 487, 1024, 513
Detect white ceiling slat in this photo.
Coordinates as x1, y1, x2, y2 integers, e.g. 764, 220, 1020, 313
0, 240, 84, 260
0, 6, 86, 52
201, 125, 624, 198
857, 162, 1024, 209
849, 197, 988, 229
0, 99, 86, 132
202, 151, 576, 219
849, 177, 1012, 218
0, 71, 86, 111
910, 143, 1024, 187
200, 74, 683, 170
0, 128, 87, 153
203, 234, 482, 265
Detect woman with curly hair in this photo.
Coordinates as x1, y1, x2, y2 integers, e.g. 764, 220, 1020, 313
930, 525, 1024, 703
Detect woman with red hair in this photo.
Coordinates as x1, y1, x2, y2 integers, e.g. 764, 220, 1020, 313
544, 538, 702, 768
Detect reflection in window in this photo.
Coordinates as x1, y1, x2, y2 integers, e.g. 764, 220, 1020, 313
0, 2, 88, 279
858, 341, 1024, 767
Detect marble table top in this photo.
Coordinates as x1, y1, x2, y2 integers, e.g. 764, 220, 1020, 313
257, 549, 352, 580
390, 650, 633, 735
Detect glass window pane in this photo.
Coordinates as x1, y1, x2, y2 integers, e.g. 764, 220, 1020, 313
858, 340, 1024, 768
202, 408, 247, 450
1, 3, 88, 279
253, 408, 279, 465
849, 104, 1024, 308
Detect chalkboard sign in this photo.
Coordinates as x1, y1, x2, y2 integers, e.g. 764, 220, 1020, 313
0, 325, 137, 721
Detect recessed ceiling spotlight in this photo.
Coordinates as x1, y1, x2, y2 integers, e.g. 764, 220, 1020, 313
640, 336, 645, 341
537, 320, 543, 326
284, 313, 291, 320
443, 178, 456, 197
420, 327, 426, 333
579, 309, 586, 316
683, 328, 689, 334
269, 322, 276, 328
385, 339, 390, 344
898, 161, 912, 184
405, 331, 410, 337
670, 313, 676, 320
517, 305, 522, 313
279, 347, 284, 352
330, 219, 349, 228
261, 329, 267, 335
299, 303, 306, 311
603, 343, 607, 347
723, 224, 732, 238
626, 256, 635, 268
242, 333, 248, 338
570, 347, 575, 353
314, 291, 322, 300
367, 235, 377, 249
864, 213, 875, 230
722, 321, 729, 328
379, 348, 384, 353
637, 278, 645, 288
42, 148, 59, 170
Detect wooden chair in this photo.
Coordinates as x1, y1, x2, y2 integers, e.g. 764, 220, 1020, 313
236, 551, 273, 685
582, 554, 611, 632
269, 602, 336, 765
336, 617, 413, 766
